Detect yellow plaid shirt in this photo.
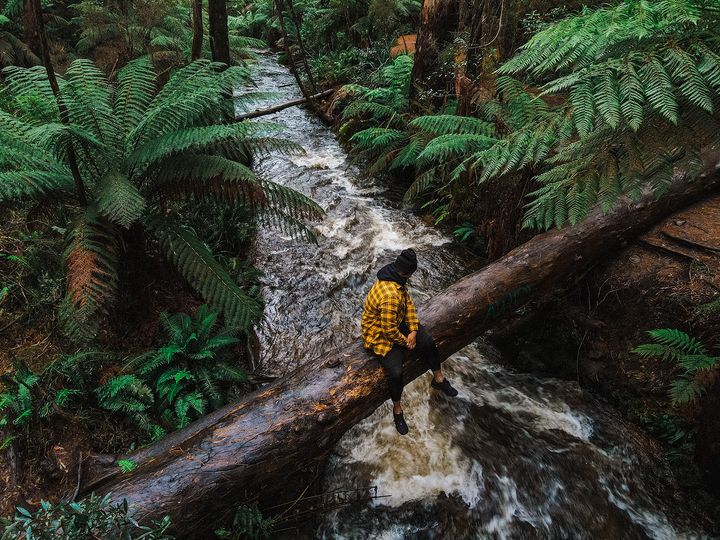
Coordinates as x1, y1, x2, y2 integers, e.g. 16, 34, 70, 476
361, 279, 419, 356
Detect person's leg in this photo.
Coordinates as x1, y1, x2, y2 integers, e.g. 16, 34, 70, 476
380, 346, 405, 413
416, 324, 459, 397
414, 324, 443, 382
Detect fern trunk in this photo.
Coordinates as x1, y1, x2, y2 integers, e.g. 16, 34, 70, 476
80, 151, 720, 538
191, 0, 203, 61
22, 0, 42, 57
208, 0, 230, 64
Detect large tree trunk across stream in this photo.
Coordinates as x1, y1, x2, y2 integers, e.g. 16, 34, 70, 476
81, 152, 720, 537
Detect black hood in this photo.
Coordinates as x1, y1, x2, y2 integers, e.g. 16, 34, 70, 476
377, 263, 407, 287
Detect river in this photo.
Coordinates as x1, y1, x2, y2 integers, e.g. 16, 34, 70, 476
238, 53, 711, 539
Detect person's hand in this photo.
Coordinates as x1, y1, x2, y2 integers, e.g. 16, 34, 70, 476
406, 331, 417, 350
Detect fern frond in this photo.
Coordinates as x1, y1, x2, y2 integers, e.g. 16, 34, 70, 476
256, 208, 318, 243
258, 179, 325, 221
151, 219, 263, 330
646, 328, 707, 356
669, 378, 705, 407
416, 134, 496, 169
115, 57, 157, 140
60, 207, 120, 341
128, 122, 281, 170
96, 171, 146, 228
349, 127, 405, 151
0, 170, 74, 202
63, 59, 118, 146
2, 65, 57, 105
390, 137, 425, 170
403, 169, 437, 203
409, 115, 494, 136
130, 61, 250, 148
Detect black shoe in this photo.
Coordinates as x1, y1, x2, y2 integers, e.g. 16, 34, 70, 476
393, 413, 409, 435
431, 378, 459, 397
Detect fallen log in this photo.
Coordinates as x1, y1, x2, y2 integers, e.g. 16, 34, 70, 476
81, 152, 720, 538
235, 89, 334, 121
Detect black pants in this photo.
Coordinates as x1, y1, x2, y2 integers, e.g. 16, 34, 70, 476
380, 323, 441, 402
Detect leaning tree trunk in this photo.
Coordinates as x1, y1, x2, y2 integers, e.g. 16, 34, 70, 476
207, 0, 230, 64
80, 153, 720, 538
191, 0, 203, 61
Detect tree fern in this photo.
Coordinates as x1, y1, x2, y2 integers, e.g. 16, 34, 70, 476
467, 0, 720, 229
0, 58, 323, 339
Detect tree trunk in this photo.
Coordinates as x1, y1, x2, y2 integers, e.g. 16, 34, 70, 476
23, 0, 42, 57
285, 0, 318, 94
28, 0, 86, 205
80, 152, 720, 538
274, 0, 313, 101
191, 0, 204, 61
207, 0, 230, 64
234, 89, 334, 120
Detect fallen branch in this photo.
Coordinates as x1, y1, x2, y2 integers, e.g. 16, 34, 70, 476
235, 89, 334, 121
81, 152, 720, 538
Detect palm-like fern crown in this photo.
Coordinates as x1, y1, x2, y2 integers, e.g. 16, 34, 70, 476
0, 58, 323, 339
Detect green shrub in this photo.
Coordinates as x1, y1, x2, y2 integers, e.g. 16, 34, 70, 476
99, 305, 247, 438
0, 494, 173, 540
215, 503, 274, 540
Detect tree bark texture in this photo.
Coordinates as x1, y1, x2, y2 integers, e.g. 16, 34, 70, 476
80, 153, 720, 538
191, 0, 204, 61
23, 0, 43, 57
207, 0, 230, 64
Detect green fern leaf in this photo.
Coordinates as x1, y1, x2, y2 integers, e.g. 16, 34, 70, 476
96, 171, 146, 228
151, 219, 263, 330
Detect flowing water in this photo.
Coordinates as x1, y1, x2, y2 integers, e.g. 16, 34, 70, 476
238, 54, 711, 539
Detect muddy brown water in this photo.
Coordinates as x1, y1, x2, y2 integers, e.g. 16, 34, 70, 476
239, 53, 713, 539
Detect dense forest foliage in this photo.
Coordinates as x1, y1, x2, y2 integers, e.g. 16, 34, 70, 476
1, 0, 719, 537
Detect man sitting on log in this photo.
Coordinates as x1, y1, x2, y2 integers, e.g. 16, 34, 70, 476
361, 248, 458, 435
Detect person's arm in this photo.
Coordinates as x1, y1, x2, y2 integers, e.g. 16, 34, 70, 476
405, 292, 419, 349
379, 296, 408, 347
405, 292, 419, 332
